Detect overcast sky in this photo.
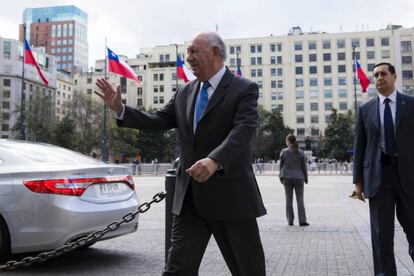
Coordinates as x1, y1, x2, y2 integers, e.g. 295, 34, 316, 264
0, 0, 413, 67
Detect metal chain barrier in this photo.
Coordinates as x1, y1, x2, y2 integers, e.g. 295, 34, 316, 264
0, 191, 166, 271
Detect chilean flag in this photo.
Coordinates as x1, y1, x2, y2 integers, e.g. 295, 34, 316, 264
24, 38, 48, 86
177, 55, 196, 83
107, 47, 140, 85
355, 60, 370, 92
236, 63, 242, 76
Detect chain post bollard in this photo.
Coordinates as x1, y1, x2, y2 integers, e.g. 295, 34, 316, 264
164, 168, 176, 265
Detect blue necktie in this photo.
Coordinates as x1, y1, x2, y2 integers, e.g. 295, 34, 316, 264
195, 81, 210, 126
384, 98, 397, 155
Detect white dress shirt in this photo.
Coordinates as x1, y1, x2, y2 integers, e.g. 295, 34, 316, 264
378, 90, 397, 151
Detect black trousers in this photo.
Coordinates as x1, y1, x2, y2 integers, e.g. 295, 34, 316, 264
163, 185, 266, 276
369, 161, 414, 276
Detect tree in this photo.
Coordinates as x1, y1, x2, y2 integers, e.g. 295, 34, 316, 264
52, 115, 76, 149
318, 109, 355, 161
11, 93, 55, 142
65, 91, 104, 155
253, 107, 293, 161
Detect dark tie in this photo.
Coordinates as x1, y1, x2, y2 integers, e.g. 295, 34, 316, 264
195, 81, 210, 126
384, 98, 397, 155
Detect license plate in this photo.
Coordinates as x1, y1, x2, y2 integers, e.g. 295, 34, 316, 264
99, 183, 120, 196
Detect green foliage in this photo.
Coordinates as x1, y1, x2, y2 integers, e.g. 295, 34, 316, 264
318, 109, 355, 161
52, 116, 76, 149
252, 107, 293, 161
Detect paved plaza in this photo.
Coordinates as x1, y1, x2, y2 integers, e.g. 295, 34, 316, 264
4, 175, 414, 275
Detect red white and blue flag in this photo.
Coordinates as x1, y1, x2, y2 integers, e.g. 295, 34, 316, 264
107, 47, 140, 85
24, 38, 48, 86
236, 63, 242, 76
355, 59, 370, 92
177, 55, 195, 83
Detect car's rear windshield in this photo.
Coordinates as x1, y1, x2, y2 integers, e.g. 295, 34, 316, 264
0, 140, 101, 166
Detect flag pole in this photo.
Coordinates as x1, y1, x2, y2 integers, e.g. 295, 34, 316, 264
20, 23, 26, 140
352, 44, 357, 116
102, 37, 109, 163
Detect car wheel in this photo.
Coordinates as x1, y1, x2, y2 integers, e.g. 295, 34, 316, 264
0, 216, 11, 262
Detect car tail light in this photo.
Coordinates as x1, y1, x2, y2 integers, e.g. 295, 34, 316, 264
24, 175, 134, 196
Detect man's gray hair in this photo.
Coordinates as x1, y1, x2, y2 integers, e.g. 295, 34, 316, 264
195, 32, 227, 61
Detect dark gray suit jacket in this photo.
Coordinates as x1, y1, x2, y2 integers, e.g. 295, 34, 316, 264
353, 92, 414, 197
118, 69, 266, 220
279, 147, 308, 183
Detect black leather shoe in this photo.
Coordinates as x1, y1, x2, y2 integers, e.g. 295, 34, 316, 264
288, 222, 293, 226
299, 222, 309, 226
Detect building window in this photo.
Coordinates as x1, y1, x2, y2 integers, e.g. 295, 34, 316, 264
324, 65, 332, 73
337, 40, 345, 48
137, 99, 143, 106
325, 102, 333, 111
160, 96, 164, 104
323, 53, 331, 61
381, 37, 390, 46
277, 68, 283, 76
160, 85, 164, 92
257, 57, 262, 65
367, 63, 375, 71
367, 51, 375, 59
339, 102, 348, 110
3, 79, 11, 87
278, 80, 283, 88
87, 78, 92, 84
251, 69, 256, 77
160, 74, 164, 81
87, 89, 92, 95
3, 90, 10, 98
250, 45, 256, 53
296, 91, 304, 99
296, 79, 304, 87
294, 42, 302, 51
338, 77, 347, 85
402, 56, 413, 64
154, 85, 159, 92
309, 54, 317, 62
3, 41, 11, 59
366, 38, 375, 47
296, 103, 304, 111
324, 90, 333, 98
257, 69, 262, 77
339, 89, 347, 97
324, 78, 332, 86
311, 129, 319, 136
337, 52, 346, 61
352, 39, 360, 48
250, 57, 256, 65
295, 67, 303, 75
382, 50, 390, 59
338, 65, 346, 73
322, 40, 331, 49
297, 116, 305, 124
403, 70, 413, 79
271, 80, 277, 89
308, 41, 317, 50
270, 68, 276, 76
310, 78, 318, 86
153, 74, 158, 81
277, 56, 282, 64
154, 97, 158, 104
311, 116, 319, 124
295, 54, 303, 63
401, 41, 412, 52
309, 66, 317, 74
297, 128, 305, 136
310, 90, 318, 98
310, 103, 318, 111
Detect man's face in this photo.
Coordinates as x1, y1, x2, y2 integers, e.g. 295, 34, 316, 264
373, 64, 396, 96
186, 35, 217, 81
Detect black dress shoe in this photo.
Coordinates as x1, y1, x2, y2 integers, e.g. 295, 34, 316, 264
288, 222, 293, 226
299, 222, 309, 226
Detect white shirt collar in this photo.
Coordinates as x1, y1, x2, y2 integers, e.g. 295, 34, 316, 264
378, 90, 397, 104
202, 66, 226, 90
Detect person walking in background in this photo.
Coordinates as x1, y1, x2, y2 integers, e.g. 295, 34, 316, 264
279, 134, 309, 226
95, 31, 266, 276
353, 62, 414, 275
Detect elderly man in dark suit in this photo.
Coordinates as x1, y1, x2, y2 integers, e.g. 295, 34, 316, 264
96, 32, 266, 276
353, 62, 414, 275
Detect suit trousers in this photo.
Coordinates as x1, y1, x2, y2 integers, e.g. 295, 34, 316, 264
283, 179, 307, 224
163, 184, 266, 276
369, 162, 414, 276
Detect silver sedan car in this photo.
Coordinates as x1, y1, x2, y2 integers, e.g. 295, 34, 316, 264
0, 139, 139, 261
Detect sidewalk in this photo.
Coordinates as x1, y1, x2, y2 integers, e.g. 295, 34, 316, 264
6, 175, 413, 275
